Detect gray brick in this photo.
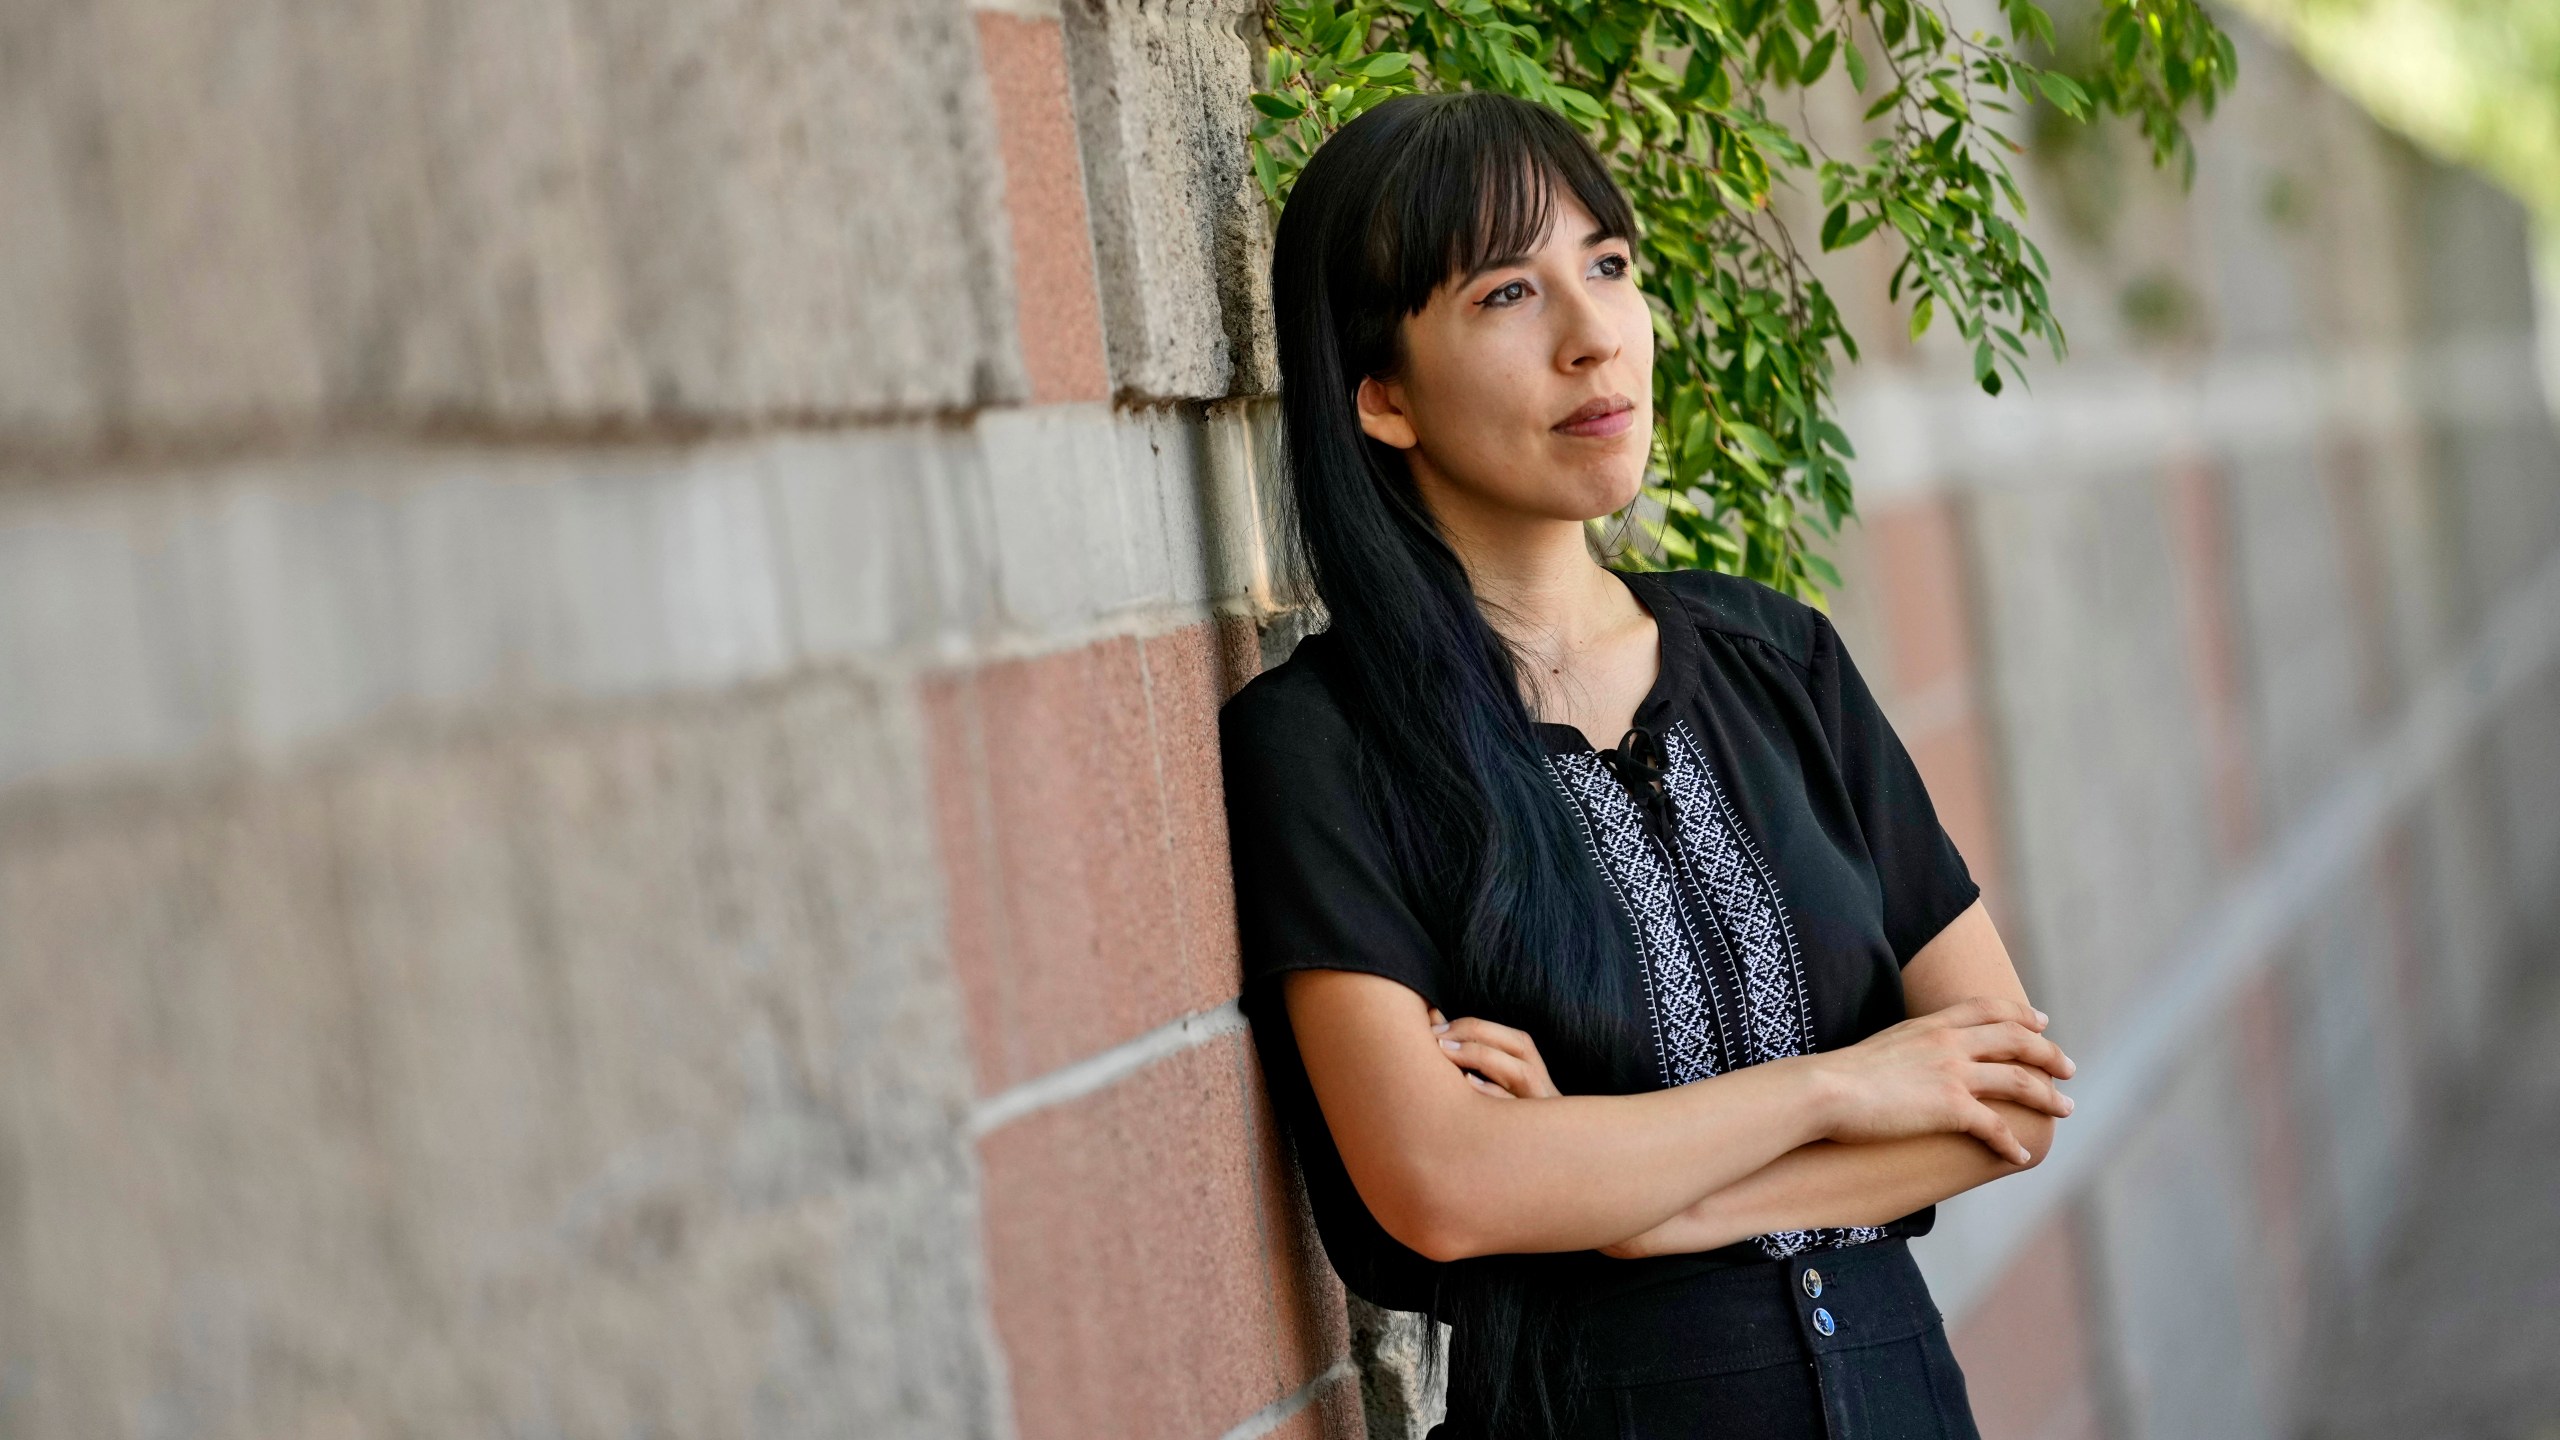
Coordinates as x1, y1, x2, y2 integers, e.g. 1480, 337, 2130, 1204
0, 673, 999, 1438
2227, 447, 2367, 830
2086, 1039, 2288, 1440
1059, 0, 1277, 401
1965, 471, 2222, 1050
978, 400, 1217, 632
763, 425, 999, 665
0, 0, 1024, 450
0, 0, 121, 437
0, 401, 1286, 791
1345, 1295, 1446, 1440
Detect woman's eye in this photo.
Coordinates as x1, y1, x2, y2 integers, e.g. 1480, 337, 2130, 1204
1595, 251, 1632, 279
1486, 279, 1529, 306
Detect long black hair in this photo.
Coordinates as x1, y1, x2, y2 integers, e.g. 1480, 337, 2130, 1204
1267, 89, 1650, 1437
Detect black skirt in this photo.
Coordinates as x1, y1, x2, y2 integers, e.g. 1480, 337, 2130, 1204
1433, 1239, 1983, 1440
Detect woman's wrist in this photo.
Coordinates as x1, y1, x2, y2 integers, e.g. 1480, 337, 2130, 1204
1778, 1051, 1850, 1144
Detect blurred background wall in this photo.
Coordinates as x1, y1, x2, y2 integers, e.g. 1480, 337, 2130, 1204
0, 2, 2553, 1440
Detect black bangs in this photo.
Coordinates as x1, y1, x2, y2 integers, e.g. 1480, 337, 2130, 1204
1362, 92, 1639, 328
1265, 89, 1648, 1440
1302, 92, 1640, 393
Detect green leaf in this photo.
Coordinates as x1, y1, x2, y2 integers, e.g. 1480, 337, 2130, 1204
1253, 143, 1281, 205
2036, 70, 2090, 118
1798, 32, 1836, 86
1242, 0, 2235, 596
1726, 418, 1785, 461
1556, 85, 1606, 119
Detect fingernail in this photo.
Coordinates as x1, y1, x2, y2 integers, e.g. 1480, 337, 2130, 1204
1431, 1021, 1450, 1034
2061, 1096, 2075, 1114
2033, 1009, 2049, 1025
1440, 1038, 1461, 1052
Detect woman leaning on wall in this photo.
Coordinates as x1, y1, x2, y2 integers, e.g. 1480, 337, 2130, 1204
1218, 89, 2076, 1440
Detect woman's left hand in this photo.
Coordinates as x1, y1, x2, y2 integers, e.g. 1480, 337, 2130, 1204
1432, 1010, 1695, 1251
1429, 1008, 1561, 1099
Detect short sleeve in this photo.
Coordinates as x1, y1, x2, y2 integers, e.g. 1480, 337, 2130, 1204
1809, 608, 1982, 966
1219, 661, 1456, 1314
1218, 668, 1446, 1009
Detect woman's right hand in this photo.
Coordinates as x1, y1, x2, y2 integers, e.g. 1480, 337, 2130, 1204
1801, 995, 2076, 1165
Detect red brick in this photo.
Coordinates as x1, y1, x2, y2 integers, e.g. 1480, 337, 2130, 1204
2231, 966, 2310, 1362
976, 1030, 1351, 1440
1146, 624, 1252, 1023
1853, 495, 2027, 945
2159, 458, 2260, 862
1947, 1209, 2105, 1440
1904, 708, 2015, 948
1213, 612, 1268, 703
924, 623, 1246, 1093
2375, 821, 2430, 1074
2319, 438, 2399, 718
1249, 1076, 1351, 1396
975, 12, 1111, 404
1866, 496, 1977, 698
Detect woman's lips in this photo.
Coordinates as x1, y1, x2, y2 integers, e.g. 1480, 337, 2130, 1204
1554, 400, 1636, 438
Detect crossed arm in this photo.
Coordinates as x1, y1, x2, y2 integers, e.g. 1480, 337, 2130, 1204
1281, 896, 2074, 1262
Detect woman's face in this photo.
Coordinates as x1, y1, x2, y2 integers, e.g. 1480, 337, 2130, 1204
1355, 186, 1655, 535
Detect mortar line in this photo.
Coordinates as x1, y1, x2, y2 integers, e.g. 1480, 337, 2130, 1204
967, 1000, 1248, 1137
1214, 1358, 1357, 1440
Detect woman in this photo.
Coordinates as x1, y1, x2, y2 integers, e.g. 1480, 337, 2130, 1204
1217, 90, 2076, 1439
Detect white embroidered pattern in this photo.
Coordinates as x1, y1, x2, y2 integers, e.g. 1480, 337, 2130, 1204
1659, 722, 1819, 1066
1547, 752, 1730, 1085
1543, 719, 1887, 1260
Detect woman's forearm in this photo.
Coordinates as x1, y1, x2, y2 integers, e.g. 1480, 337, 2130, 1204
1287, 969, 1867, 1262
1356, 1054, 1847, 1261
1284, 971, 2069, 1263
1601, 1098, 2055, 1258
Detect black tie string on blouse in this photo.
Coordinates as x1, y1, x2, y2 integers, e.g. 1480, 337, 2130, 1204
1596, 724, 1676, 851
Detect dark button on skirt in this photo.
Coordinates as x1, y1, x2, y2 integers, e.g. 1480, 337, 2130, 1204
1434, 1238, 1983, 1440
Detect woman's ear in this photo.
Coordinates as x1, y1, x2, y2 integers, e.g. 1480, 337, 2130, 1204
1355, 374, 1420, 450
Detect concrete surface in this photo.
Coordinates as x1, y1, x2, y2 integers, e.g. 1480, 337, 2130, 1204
2293, 964, 2560, 1440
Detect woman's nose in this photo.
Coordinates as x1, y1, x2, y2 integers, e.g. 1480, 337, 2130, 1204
1549, 272, 1620, 367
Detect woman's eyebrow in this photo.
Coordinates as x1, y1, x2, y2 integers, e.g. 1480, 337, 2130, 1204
1457, 226, 1624, 288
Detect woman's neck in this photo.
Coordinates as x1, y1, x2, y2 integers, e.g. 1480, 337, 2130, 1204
1435, 507, 1645, 675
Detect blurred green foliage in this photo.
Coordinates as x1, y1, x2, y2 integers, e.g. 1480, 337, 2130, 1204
1249, 0, 2237, 600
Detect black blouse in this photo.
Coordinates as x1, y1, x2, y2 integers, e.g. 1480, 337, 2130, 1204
1217, 566, 1982, 1318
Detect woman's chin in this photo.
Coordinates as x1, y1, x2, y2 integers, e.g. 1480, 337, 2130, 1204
1555, 470, 1649, 524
